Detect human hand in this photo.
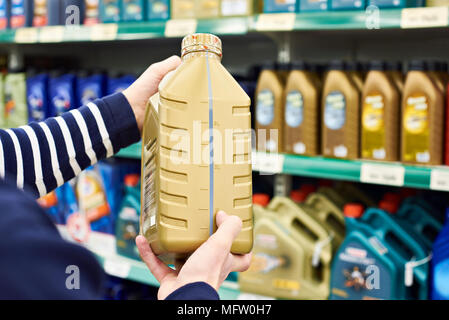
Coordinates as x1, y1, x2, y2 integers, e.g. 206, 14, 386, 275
136, 211, 252, 300
122, 55, 182, 133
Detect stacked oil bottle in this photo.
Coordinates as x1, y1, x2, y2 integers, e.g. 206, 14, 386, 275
239, 182, 449, 299
255, 60, 449, 166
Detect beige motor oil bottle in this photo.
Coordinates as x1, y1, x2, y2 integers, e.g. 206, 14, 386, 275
322, 60, 360, 159
333, 182, 376, 208
283, 61, 320, 156
171, 0, 196, 18
239, 196, 333, 300
303, 190, 346, 252
361, 61, 400, 162
401, 60, 444, 165
255, 62, 284, 153
140, 34, 253, 260
386, 61, 404, 93
196, 0, 221, 18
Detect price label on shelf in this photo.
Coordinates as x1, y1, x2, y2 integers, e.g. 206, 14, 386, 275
165, 19, 197, 38
90, 23, 118, 41
360, 163, 405, 186
401, 7, 449, 29
39, 26, 65, 43
104, 258, 131, 279
252, 152, 284, 174
430, 169, 449, 191
15, 27, 38, 43
255, 13, 296, 31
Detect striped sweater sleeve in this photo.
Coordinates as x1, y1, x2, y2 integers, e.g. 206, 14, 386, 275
0, 92, 141, 198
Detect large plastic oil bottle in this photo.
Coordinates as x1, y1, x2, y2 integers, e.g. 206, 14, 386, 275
362, 207, 430, 300
263, 0, 298, 12
431, 209, 449, 300
361, 61, 400, 161
331, 204, 429, 300
305, 188, 346, 248
401, 60, 444, 165
122, 0, 145, 21
26, 70, 50, 122
140, 34, 253, 259
239, 196, 333, 300
255, 62, 284, 153
368, 0, 422, 8
283, 61, 320, 156
147, 0, 170, 20
322, 60, 360, 159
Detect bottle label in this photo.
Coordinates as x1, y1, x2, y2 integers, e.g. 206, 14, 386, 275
362, 93, 386, 160
330, 241, 391, 300
33, 0, 48, 27
28, 82, 46, 121
256, 89, 275, 126
221, 0, 248, 16
324, 91, 346, 130
403, 94, 430, 163
285, 90, 303, 128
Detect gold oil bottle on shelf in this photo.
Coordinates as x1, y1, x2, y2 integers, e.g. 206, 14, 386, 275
283, 61, 320, 156
255, 62, 285, 153
401, 60, 444, 165
361, 61, 400, 162
322, 60, 360, 159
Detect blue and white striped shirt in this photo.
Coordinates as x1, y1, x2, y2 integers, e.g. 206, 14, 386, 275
0, 92, 141, 197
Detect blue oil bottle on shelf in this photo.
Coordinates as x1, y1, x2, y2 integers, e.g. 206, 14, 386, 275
263, 0, 298, 13
77, 71, 106, 106
147, 0, 169, 20
329, 0, 366, 10
26, 71, 50, 122
115, 174, 141, 260
431, 208, 449, 300
100, 0, 122, 22
0, 0, 10, 29
330, 204, 430, 300
49, 71, 77, 116
10, 0, 33, 28
107, 74, 135, 95
367, 0, 422, 8
300, 0, 328, 11
122, 0, 145, 21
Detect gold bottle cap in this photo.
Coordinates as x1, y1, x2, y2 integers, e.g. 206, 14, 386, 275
181, 33, 222, 58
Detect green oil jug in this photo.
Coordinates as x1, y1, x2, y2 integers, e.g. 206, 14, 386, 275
239, 196, 333, 300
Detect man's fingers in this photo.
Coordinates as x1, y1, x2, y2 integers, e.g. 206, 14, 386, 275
209, 211, 243, 252
230, 253, 252, 272
135, 235, 175, 283
148, 55, 182, 81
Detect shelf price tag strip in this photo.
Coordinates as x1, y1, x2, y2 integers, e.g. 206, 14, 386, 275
15, 27, 39, 43
255, 13, 295, 31
430, 168, 449, 192
401, 6, 449, 29
360, 163, 405, 187
90, 23, 118, 41
252, 151, 284, 175
165, 19, 197, 38
39, 26, 65, 43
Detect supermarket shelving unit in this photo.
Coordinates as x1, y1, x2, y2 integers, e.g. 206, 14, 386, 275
6, 6, 449, 297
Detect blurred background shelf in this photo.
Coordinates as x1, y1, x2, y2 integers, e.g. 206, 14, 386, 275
1, 8, 448, 44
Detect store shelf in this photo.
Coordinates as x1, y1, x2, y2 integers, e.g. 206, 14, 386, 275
56, 225, 241, 299
253, 152, 449, 191
116, 142, 142, 159
2, 7, 449, 44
